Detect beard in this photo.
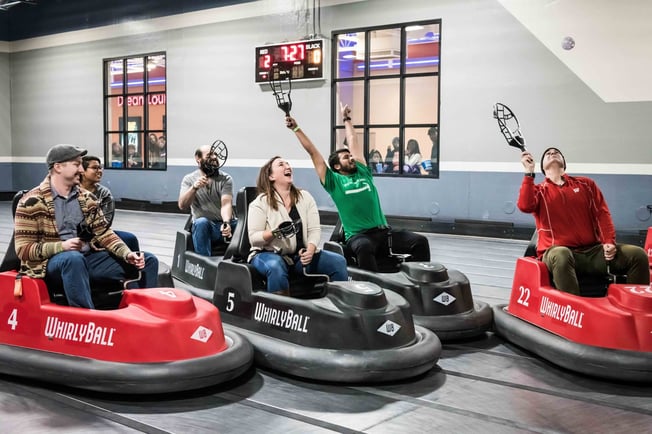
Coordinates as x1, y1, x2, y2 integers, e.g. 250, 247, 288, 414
339, 162, 358, 174
201, 159, 220, 177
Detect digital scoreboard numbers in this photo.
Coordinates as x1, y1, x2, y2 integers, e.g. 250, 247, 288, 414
255, 39, 324, 83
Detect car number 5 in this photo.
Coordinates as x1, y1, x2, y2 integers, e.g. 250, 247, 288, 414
226, 291, 235, 312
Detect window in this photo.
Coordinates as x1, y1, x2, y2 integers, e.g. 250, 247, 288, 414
103, 53, 167, 170
332, 22, 440, 177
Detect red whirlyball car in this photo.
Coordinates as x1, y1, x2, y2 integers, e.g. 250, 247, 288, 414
0, 270, 253, 394
493, 242, 651, 382
0, 191, 253, 394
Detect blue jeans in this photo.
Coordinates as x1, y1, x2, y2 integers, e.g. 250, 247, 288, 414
45, 250, 159, 309
114, 230, 140, 251
192, 217, 237, 256
250, 250, 348, 293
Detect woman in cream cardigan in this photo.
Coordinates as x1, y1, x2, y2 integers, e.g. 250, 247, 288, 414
248, 156, 348, 295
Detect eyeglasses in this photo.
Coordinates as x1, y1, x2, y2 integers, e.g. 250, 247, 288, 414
88, 165, 103, 171
544, 150, 560, 157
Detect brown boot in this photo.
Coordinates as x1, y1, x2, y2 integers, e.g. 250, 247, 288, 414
275, 289, 290, 296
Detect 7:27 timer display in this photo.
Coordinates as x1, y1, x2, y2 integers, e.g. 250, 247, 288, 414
255, 39, 324, 83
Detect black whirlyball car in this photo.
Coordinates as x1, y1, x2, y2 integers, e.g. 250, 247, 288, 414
171, 221, 225, 302
323, 222, 493, 341
172, 187, 441, 382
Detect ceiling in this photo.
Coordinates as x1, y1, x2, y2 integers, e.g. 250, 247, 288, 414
497, 0, 652, 103
0, 0, 256, 42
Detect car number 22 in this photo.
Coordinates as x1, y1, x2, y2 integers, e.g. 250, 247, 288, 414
517, 286, 530, 307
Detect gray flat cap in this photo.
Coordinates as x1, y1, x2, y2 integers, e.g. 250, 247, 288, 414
46, 144, 88, 168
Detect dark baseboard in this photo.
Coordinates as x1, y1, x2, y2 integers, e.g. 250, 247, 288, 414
319, 211, 342, 226
319, 210, 647, 244
322, 210, 533, 240
0, 192, 17, 201
116, 198, 183, 214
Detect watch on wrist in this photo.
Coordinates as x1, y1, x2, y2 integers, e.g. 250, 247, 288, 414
342, 116, 351, 122
525, 172, 535, 178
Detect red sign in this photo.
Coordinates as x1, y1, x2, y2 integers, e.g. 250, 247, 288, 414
117, 94, 166, 107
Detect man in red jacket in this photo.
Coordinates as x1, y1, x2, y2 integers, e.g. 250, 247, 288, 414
517, 147, 649, 294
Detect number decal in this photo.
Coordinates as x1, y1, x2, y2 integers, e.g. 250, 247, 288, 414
517, 285, 530, 307
226, 291, 235, 312
7, 308, 18, 330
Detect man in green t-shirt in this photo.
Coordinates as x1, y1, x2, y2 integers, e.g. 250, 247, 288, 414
285, 104, 430, 271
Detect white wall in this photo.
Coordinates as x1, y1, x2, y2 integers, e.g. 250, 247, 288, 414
4, 0, 652, 229
498, 0, 652, 103
0, 52, 11, 190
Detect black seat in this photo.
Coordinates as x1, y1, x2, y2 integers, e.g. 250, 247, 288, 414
326, 219, 406, 272
223, 186, 325, 298
0, 190, 28, 273
524, 230, 618, 297
224, 187, 258, 262
523, 229, 538, 258
182, 214, 230, 257
5, 190, 131, 309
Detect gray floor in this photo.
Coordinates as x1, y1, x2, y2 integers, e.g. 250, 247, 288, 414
1, 204, 651, 433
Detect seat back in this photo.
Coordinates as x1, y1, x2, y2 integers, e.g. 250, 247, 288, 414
327, 218, 403, 272
0, 190, 28, 273
224, 186, 258, 261
644, 226, 652, 270
524, 229, 538, 258
329, 219, 345, 242
326, 219, 356, 267
182, 214, 229, 257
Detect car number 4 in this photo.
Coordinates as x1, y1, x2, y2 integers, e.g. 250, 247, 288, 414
7, 308, 18, 330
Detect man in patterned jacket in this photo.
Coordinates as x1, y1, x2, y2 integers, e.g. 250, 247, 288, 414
14, 144, 159, 308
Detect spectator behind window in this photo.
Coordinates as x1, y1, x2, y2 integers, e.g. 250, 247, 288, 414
404, 139, 422, 174
367, 149, 385, 173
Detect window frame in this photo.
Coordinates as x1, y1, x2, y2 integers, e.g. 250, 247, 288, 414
331, 21, 441, 178
102, 52, 167, 171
